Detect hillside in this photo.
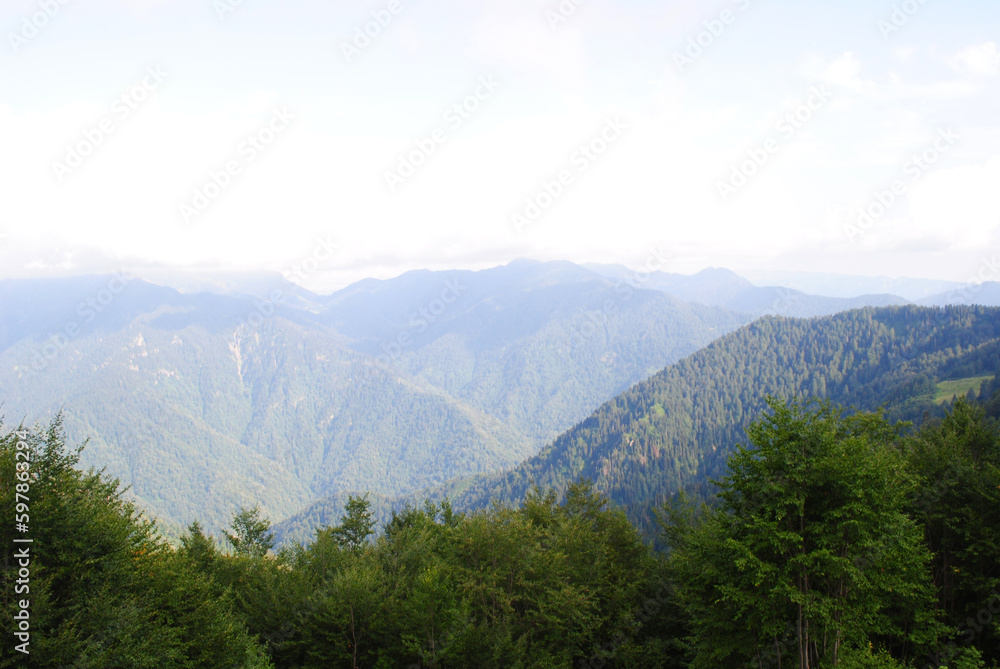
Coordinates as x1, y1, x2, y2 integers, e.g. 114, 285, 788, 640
276, 305, 1000, 542
0, 263, 748, 530
321, 259, 750, 444
451, 305, 1000, 511
6, 262, 992, 536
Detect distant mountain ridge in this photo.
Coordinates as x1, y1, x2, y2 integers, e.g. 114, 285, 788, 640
583, 264, 910, 317
739, 270, 970, 301
918, 281, 1000, 307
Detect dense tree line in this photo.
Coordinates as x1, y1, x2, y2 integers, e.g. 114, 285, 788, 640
3, 392, 999, 667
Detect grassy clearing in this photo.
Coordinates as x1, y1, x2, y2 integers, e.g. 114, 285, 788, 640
934, 376, 994, 405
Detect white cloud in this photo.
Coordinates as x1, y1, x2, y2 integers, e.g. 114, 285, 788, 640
906, 155, 1000, 250
951, 42, 1000, 78
819, 51, 982, 103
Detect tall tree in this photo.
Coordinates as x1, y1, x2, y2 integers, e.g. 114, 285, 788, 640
226, 506, 276, 558
664, 398, 943, 668
327, 494, 375, 551
905, 397, 1000, 664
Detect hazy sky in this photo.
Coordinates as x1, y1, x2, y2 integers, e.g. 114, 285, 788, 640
1, 0, 998, 291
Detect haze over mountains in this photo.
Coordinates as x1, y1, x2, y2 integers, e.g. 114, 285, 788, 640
739, 270, 983, 302
2, 260, 997, 534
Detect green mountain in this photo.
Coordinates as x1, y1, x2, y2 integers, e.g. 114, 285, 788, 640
276, 305, 1000, 542
318, 259, 748, 445
0, 263, 748, 531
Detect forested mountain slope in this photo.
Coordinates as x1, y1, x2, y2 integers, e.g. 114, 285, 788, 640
321, 259, 747, 444
277, 305, 1000, 542
0, 264, 748, 531
451, 305, 1000, 514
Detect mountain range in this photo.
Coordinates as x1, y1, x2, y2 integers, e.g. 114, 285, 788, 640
2, 260, 996, 535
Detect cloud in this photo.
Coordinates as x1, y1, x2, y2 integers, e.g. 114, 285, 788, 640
819, 51, 982, 102
906, 155, 1000, 251
951, 42, 1000, 78
470, 15, 587, 87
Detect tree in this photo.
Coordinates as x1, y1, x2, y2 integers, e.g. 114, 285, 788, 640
180, 520, 220, 575
329, 494, 375, 551
905, 397, 1000, 663
0, 419, 272, 667
664, 397, 943, 668
226, 506, 276, 558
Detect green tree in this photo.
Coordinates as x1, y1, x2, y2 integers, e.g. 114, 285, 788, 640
179, 520, 220, 576
664, 398, 943, 668
0, 419, 271, 668
328, 494, 375, 551
226, 506, 276, 558
904, 397, 1000, 663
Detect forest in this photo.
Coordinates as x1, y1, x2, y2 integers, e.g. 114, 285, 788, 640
2, 392, 998, 668
280, 305, 1000, 544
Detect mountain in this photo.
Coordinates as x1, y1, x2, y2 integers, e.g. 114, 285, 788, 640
918, 281, 1000, 307
1, 278, 532, 529
317, 259, 747, 444
5, 261, 988, 537
0, 263, 749, 531
739, 269, 965, 301
275, 305, 1000, 543
583, 264, 909, 317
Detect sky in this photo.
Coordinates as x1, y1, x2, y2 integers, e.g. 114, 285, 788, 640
0, 0, 998, 292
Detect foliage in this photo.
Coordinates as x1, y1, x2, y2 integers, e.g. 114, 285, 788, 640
226, 506, 276, 558
324, 494, 375, 551
0, 418, 271, 668
663, 398, 943, 667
